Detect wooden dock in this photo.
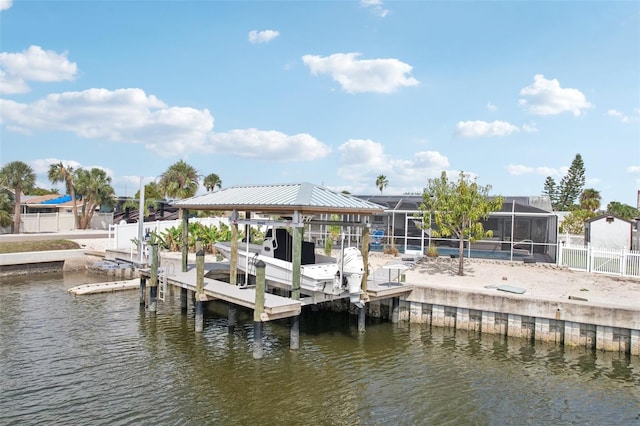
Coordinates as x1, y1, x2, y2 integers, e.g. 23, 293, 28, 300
68, 279, 140, 295
141, 265, 302, 321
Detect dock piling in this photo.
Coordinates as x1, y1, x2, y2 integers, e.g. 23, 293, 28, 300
391, 297, 400, 324
228, 304, 236, 333
195, 242, 205, 333
180, 287, 188, 312
358, 306, 366, 332
253, 260, 266, 359
149, 243, 158, 313
139, 276, 146, 306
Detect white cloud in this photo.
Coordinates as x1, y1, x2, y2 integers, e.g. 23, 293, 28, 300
0, 45, 78, 94
486, 102, 497, 112
209, 129, 331, 161
522, 122, 539, 133
455, 120, 520, 138
607, 108, 639, 123
519, 74, 592, 116
1, 87, 330, 162
336, 139, 449, 192
248, 30, 280, 44
30, 158, 83, 175
506, 164, 562, 176
628, 166, 640, 174
302, 52, 418, 94
0, 0, 12, 11
361, 0, 389, 17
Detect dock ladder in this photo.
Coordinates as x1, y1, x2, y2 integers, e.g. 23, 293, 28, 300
158, 262, 175, 302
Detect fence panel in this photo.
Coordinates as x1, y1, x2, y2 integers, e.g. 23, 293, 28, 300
558, 244, 640, 278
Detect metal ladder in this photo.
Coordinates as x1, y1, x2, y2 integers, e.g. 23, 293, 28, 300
158, 260, 175, 302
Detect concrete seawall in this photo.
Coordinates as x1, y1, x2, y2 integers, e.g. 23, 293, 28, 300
362, 289, 640, 356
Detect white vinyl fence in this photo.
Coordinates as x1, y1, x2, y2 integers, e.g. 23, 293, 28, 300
558, 243, 640, 278
108, 217, 226, 250
19, 212, 113, 232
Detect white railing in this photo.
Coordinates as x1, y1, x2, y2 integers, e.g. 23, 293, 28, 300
558, 243, 640, 278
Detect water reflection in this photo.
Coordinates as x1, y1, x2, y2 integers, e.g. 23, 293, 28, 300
1, 272, 639, 425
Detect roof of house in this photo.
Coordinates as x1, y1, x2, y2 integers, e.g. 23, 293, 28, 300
171, 182, 386, 215
585, 214, 633, 225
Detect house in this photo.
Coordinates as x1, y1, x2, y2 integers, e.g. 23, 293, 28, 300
584, 214, 633, 250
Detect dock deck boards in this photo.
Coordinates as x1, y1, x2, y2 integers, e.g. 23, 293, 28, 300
143, 266, 302, 320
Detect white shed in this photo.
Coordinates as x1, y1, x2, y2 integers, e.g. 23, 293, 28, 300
584, 215, 633, 250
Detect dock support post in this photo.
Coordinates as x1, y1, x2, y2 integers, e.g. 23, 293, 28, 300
139, 276, 146, 306
290, 224, 303, 350
290, 316, 300, 350
253, 260, 266, 359
195, 241, 205, 333
180, 287, 188, 312
181, 209, 189, 273
149, 243, 159, 313
230, 216, 238, 286
228, 305, 237, 333
391, 297, 400, 324
358, 305, 366, 333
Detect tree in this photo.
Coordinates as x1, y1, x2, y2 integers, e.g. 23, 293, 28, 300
376, 175, 389, 194
203, 173, 222, 192
606, 201, 639, 221
0, 191, 13, 229
75, 168, 115, 229
555, 154, 585, 210
420, 171, 503, 276
158, 160, 200, 199
559, 209, 596, 234
579, 188, 601, 212
0, 161, 36, 233
48, 162, 79, 229
542, 176, 558, 207
123, 181, 164, 218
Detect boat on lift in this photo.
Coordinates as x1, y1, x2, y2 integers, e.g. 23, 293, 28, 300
214, 228, 364, 304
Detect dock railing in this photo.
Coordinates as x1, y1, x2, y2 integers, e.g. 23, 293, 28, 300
558, 243, 640, 278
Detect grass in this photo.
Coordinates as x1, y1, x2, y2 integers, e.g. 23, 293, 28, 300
0, 240, 81, 254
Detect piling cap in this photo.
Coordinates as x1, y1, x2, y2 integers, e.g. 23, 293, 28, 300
254, 259, 266, 268
196, 249, 204, 257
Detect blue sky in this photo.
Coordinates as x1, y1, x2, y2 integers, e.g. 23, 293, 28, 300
1, 0, 638, 208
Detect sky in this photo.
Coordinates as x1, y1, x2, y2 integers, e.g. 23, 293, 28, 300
0, 0, 639, 208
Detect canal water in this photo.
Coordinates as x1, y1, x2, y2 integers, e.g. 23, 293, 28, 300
1, 272, 639, 425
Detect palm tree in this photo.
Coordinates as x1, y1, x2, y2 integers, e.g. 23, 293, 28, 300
75, 168, 115, 229
376, 175, 389, 194
0, 161, 36, 233
579, 188, 601, 212
203, 173, 222, 192
158, 160, 200, 199
48, 162, 79, 229
0, 191, 13, 229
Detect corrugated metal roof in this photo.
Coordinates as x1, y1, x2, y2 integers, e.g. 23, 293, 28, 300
172, 182, 385, 214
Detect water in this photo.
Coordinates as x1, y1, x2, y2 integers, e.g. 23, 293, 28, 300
1, 272, 639, 425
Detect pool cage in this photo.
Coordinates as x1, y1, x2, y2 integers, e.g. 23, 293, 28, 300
307, 195, 559, 264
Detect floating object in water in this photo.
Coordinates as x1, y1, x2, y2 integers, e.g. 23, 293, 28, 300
68, 279, 139, 295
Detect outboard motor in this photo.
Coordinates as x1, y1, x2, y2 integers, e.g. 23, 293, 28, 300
336, 247, 364, 305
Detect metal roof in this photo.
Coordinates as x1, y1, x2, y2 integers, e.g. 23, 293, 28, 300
171, 182, 386, 215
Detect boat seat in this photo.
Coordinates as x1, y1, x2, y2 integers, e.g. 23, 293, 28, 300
261, 237, 276, 257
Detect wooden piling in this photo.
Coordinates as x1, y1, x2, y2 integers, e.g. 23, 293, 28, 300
149, 243, 158, 313
228, 304, 236, 333
358, 306, 366, 332
290, 226, 303, 350
195, 242, 205, 333
181, 209, 189, 273
230, 221, 238, 286
253, 259, 266, 359
391, 297, 400, 324
139, 276, 146, 306
180, 287, 188, 312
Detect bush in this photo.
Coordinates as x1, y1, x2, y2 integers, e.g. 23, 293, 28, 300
426, 246, 439, 257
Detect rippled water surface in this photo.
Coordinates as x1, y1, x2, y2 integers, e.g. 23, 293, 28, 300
1, 272, 639, 425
